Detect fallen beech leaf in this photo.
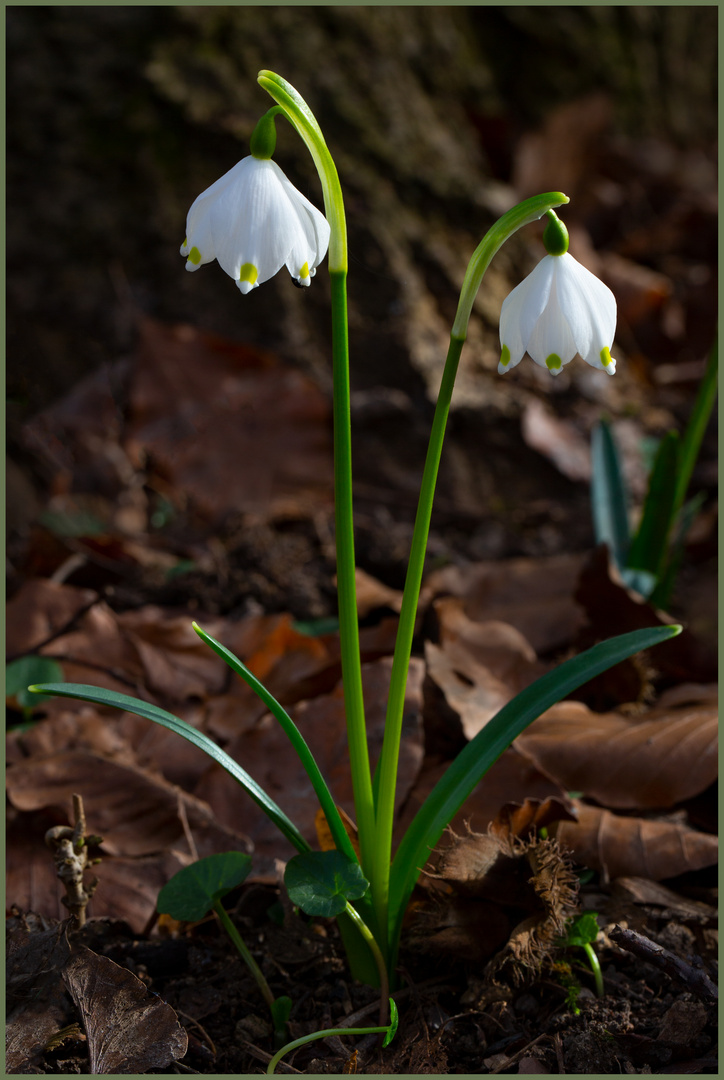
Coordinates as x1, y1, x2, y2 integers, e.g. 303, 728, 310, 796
611, 877, 717, 921
195, 657, 425, 861
124, 318, 333, 521
6, 802, 191, 930
396, 746, 568, 850
521, 399, 591, 482
517, 697, 718, 809
576, 545, 717, 683
115, 606, 230, 700
63, 945, 187, 1073
6, 750, 249, 858
423, 554, 586, 654
6, 578, 100, 658
425, 598, 546, 738
554, 803, 718, 881
6, 918, 75, 1072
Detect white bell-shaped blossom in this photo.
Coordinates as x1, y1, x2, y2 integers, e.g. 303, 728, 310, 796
180, 156, 330, 294
498, 252, 617, 376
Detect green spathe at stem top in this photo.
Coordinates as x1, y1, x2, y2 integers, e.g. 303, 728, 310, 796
29, 70, 682, 994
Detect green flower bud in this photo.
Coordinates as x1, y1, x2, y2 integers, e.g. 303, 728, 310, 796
250, 108, 282, 160
543, 210, 569, 256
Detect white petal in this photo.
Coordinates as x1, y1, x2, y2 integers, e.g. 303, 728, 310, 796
555, 252, 616, 362
276, 168, 330, 270
525, 271, 577, 373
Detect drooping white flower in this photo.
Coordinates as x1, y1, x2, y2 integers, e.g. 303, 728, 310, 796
180, 156, 330, 294
498, 252, 617, 377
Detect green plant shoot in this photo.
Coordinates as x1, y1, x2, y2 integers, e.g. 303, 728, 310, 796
31, 71, 683, 997
157, 852, 292, 1037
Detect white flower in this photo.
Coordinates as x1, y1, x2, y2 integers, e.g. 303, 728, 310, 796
498, 252, 617, 376
180, 156, 330, 294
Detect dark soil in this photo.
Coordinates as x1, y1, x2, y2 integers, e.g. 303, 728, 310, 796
11, 875, 717, 1075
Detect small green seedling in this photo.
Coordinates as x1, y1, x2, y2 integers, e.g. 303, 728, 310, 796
591, 339, 717, 608
559, 912, 604, 999
266, 998, 398, 1074
157, 852, 292, 1038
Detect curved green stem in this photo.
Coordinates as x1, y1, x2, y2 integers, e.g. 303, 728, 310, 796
258, 72, 375, 875
214, 900, 276, 1011
370, 191, 570, 958
583, 942, 604, 998
257, 70, 346, 272
343, 900, 390, 1026
267, 1022, 391, 1075
452, 192, 569, 339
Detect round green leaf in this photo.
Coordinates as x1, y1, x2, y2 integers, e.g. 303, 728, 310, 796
157, 851, 252, 921
284, 851, 369, 917
564, 912, 600, 948
7, 656, 64, 709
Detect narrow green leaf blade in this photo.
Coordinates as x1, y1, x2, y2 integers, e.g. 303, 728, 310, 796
674, 338, 718, 515
285, 851, 369, 918
28, 682, 310, 855
157, 852, 252, 922
192, 622, 359, 866
389, 624, 681, 951
627, 431, 680, 578
7, 656, 64, 708
590, 420, 630, 570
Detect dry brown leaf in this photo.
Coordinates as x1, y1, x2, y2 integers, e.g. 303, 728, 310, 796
124, 318, 333, 522
422, 554, 586, 654
425, 597, 546, 739
195, 657, 425, 862
6, 750, 249, 859
6, 918, 76, 1073
115, 607, 230, 700
576, 545, 717, 683
6, 579, 100, 656
521, 399, 592, 482
354, 567, 403, 617
554, 802, 718, 882
395, 746, 568, 851
63, 945, 187, 1073
6, 804, 191, 931
517, 697, 718, 810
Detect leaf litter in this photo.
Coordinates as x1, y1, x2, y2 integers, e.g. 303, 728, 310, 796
7, 66, 718, 1075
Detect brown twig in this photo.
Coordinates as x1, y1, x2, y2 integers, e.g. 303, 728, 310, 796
44, 793, 101, 928
609, 925, 718, 1002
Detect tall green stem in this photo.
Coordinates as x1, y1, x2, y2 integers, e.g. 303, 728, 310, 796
258, 72, 375, 874
330, 270, 376, 873
370, 192, 570, 954
369, 334, 464, 949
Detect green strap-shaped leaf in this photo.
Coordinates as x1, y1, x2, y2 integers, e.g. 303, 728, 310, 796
590, 420, 630, 570
627, 430, 680, 580
192, 622, 359, 866
674, 337, 718, 516
28, 682, 310, 855
388, 623, 681, 954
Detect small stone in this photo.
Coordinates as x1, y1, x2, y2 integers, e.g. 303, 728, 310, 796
235, 1013, 272, 1043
